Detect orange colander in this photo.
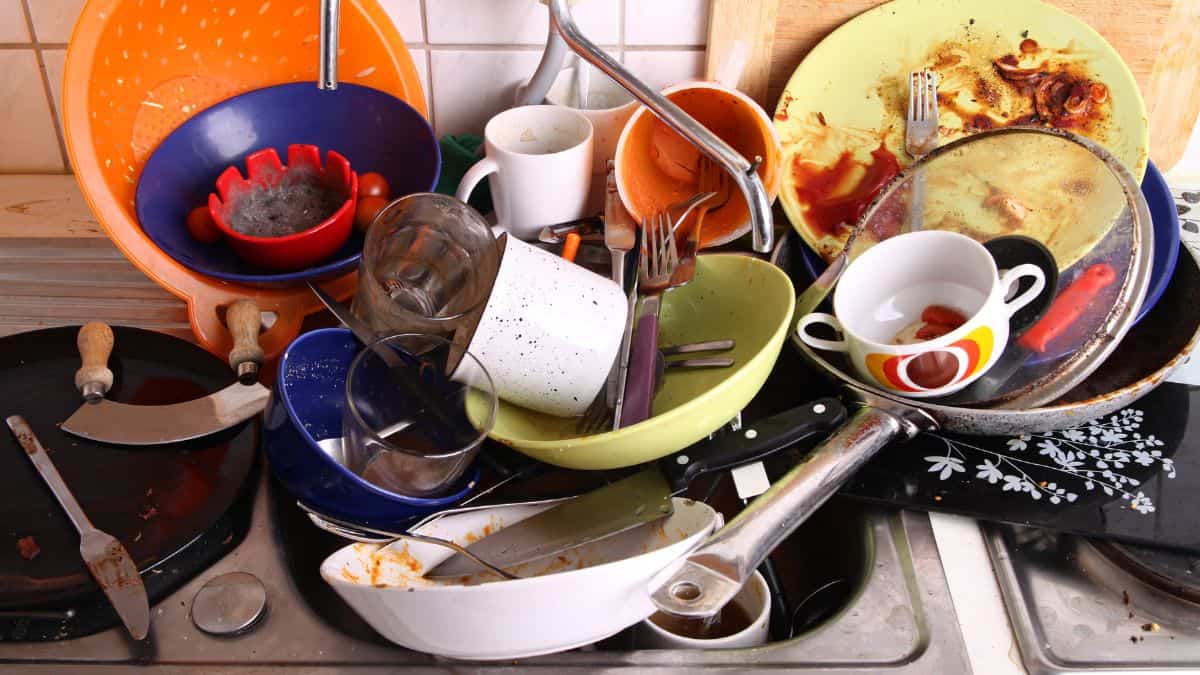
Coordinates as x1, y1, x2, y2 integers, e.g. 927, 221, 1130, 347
62, 0, 427, 359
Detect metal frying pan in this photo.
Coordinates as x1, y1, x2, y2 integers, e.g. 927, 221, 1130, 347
650, 127, 1158, 617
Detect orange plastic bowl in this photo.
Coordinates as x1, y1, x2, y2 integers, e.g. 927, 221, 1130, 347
63, 0, 427, 359
615, 82, 782, 248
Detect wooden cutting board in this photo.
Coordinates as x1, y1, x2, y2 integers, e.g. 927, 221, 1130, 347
706, 0, 1200, 172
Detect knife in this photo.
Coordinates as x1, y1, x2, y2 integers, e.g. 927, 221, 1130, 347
7, 416, 150, 640
61, 302, 270, 446
946, 263, 1117, 403
425, 398, 846, 577
603, 161, 640, 423
604, 161, 637, 291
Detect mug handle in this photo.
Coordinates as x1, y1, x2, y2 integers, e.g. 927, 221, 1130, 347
455, 156, 498, 207
1000, 263, 1047, 317
795, 313, 849, 352
895, 347, 970, 392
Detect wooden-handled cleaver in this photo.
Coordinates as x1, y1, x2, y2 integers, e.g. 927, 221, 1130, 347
60, 300, 271, 446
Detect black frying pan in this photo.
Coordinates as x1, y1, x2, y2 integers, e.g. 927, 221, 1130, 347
0, 326, 258, 610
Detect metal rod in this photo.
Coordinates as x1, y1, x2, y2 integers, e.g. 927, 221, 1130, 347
318, 0, 340, 90
546, 0, 774, 253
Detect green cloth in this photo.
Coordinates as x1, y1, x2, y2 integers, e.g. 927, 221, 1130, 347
435, 134, 493, 214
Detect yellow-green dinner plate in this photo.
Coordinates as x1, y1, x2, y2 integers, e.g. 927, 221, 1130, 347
774, 0, 1148, 264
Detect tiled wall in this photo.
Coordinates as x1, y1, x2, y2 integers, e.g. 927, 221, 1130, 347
0, 0, 709, 174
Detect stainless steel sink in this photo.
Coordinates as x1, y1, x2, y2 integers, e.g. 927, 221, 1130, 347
0, 465, 969, 672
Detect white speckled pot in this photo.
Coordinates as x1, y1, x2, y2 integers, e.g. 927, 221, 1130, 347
452, 235, 627, 417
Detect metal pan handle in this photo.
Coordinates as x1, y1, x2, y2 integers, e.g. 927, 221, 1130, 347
649, 404, 934, 618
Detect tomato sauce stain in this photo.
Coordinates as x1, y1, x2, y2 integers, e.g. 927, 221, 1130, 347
792, 144, 901, 236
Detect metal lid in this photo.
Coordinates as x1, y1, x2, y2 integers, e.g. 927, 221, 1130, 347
190, 572, 267, 636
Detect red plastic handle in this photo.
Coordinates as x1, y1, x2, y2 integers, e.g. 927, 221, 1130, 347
1017, 263, 1116, 353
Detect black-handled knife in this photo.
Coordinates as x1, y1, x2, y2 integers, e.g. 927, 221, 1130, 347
425, 398, 847, 577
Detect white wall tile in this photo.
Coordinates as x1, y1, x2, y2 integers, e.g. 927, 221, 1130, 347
426, 0, 619, 46
378, 0, 424, 44
410, 48, 432, 118
625, 0, 709, 46
621, 50, 705, 91
430, 49, 543, 136
0, 50, 64, 171
0, 0, 30, 42
42, 49, 66, 125
27, 0, 85, 43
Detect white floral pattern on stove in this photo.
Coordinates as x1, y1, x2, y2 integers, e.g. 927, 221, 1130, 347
924, 408, 1175, 513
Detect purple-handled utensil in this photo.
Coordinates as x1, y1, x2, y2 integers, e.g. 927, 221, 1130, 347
618, 210, 679, 428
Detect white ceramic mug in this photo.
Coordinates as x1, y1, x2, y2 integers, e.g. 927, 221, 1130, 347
635, 570, 770, 649
455, 105, 594, 241
451, 234, 627, 417
796, 231, 1046, 398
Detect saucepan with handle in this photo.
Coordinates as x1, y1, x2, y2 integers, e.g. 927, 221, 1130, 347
650, 127, 1165, 618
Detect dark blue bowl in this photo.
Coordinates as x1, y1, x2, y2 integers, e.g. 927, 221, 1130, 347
263, 328, 478, 529
796, 160, 1182, 325
136, 83, 441, 285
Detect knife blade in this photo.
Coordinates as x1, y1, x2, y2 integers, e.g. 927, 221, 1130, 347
604, 160, 637, 292
603, 161, 640, 421
425, 398, 846, 577
61, 313, 269, 446
8, 416, 150, 640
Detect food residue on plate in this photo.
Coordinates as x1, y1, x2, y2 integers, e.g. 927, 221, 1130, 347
791, 143, 901, 237
17, 535, 39, 561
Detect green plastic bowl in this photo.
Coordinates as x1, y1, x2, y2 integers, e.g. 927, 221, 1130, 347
488, 253, 796, 470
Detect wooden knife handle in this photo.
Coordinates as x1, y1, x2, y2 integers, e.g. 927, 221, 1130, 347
226, 300, 265, 383
75, 322, 113, 402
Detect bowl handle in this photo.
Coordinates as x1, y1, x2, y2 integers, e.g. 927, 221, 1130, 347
187, 273, 358, 361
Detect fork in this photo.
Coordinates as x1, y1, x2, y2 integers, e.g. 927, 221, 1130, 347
673, 157, 734, 286
905, 70, 939, 231
617, 210, 679, 428
575, 338, 736, 434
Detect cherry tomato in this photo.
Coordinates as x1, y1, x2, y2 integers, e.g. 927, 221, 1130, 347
355, 196, 389, 232
186, 206, 222, 243
358, 172, 390, 199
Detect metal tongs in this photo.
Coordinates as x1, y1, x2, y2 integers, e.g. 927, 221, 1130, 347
519, 0, 774, 253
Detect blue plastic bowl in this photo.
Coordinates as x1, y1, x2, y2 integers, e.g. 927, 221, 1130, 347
136, 83, 441, 285
263, 328, 478, 529
796, 160, 1182, 325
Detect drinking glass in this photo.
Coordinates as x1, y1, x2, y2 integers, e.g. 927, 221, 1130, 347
342, 333, 497, 497
352, 193, 500, 338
